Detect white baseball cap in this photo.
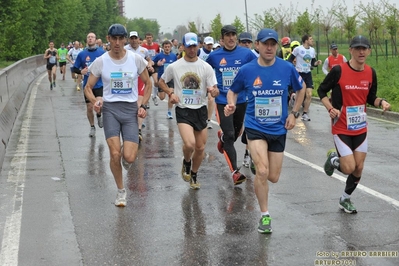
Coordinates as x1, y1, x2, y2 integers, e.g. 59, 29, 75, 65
183, 32, 198, 47
129, 31, 139, 38
204, 36, 214, 45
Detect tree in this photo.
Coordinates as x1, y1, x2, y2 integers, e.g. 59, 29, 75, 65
231, 16, 245, 34
295, 9, 313, 36
210, 14, 223, 42
250, 9, 276, 31
188, 21, 198, 34
382, 0, 398, 56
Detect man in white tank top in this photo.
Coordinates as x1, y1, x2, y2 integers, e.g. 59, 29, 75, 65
84, 24, 152, 207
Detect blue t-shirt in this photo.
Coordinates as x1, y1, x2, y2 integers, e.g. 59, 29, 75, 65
230, 57, 303, 135
153, 52, 177, 77
206, 46, 257, 104
74, 48, 105, 89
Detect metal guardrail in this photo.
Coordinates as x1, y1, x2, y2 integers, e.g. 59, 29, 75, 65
0, 55, 47, 167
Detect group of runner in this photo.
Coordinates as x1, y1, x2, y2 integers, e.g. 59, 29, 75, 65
45, 24, 390, 234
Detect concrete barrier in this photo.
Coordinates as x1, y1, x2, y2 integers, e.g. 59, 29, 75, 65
0, 55, 46, 167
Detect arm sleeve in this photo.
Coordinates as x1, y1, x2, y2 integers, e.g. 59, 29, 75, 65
322, 59, 329, 75
317, 65, 341, 100
366, 68, 378, 106
287, 53, 296, 63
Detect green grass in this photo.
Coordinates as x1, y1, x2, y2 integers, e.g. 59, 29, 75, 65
0, 60, 16, 69
312, 56, 399, 112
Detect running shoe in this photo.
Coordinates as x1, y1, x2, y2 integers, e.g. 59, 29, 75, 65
289, 93, 296, 108
152, 96, 159, 106
77, 85, 80, 91
190, 173, 200, 190
89, 127, 95, 137
97, 115, 103, 128
115, 189, 127, 207
181, 159, 191, 182
217, 130, 224, 154
339, 198, 357, 214
138, 132, 143, 143
243, 154, 250, 168
53, 82, 56, 88
207, 120, 213, 129
324, 148, 338, 176
167, 111, 173, 119
301, 113, 311, 121
258, 215, 272, 233
231, 170, 246, 185
50, 83, 53, 90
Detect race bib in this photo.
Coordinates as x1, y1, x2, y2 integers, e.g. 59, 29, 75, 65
110, 72, 133, 94
346, 105, 367, 130
254, 96, 282, 123
49, 56, 56, 64
182, 89, 202, 105
222, 71, 235, 91
61, 54, 66, 60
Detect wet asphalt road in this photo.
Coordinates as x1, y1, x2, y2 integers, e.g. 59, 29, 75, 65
0, 69, 398, 266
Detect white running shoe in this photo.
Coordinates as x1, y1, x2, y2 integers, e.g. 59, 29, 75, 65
115, 189, 127, 207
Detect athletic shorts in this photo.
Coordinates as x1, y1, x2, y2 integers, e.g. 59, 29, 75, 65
299, 72, 314, 89
334, 132, 367, 157
102, 101, 139, 143
84, 87, 103, 103
245, 127, 286, 152
159, 81, 174, 93
47, 63, 56, 71
175, 105, 207, 131
59, 61, 66, 67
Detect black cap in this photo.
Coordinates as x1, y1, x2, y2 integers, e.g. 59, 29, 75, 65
350, 35, 370, 48
238, 32, 252, 42
108, 24, 127, 37
221, 25, 237, 36
330, 43, 338, 49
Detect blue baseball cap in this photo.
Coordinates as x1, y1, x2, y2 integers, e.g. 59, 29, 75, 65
182, 32, 198, 47
256, 28, 278, 43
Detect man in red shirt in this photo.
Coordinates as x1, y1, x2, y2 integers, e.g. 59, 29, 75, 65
142, 32, 161, 107
318, 35, 390, 214
322, 43, 347, 75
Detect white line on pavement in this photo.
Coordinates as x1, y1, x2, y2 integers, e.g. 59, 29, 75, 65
284, 152, 399, 208
0, 74, 45, 266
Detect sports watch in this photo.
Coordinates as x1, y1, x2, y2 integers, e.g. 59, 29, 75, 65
291, 111, 300, 118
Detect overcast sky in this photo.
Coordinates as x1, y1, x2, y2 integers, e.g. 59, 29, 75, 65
124, 0, 376, 33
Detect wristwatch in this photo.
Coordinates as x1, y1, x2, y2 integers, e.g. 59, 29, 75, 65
291, 111, 300, 118
140, 104, 147, 110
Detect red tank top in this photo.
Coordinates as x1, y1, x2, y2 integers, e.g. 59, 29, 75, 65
333, 63, 372, 135
328, 54, 345, 71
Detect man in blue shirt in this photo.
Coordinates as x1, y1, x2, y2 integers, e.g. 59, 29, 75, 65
153, 40, 177, 119
225, 28, 305, 234
73, 32, 105, 137
206, 25, 257, 186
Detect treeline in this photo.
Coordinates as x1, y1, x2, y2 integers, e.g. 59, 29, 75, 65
0, 0, 121, 60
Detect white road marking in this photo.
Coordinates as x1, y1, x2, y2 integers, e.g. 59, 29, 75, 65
284, 152, 399, 208
0, 74, 45, 266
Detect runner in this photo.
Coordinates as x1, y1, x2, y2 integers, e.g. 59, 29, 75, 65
57, 43, 68, 81
67, 41, 83, 91
318, 35, 391, 214
44, 41, 58, 90
73, 32, 105, 137
206, 25, 257, 185
84, 24, 152, 207
158, 32, 218, 189
225, 28, 305, 233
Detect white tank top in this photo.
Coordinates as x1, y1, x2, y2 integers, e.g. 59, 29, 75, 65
198, 48, 211, 61
102, 51, 139, 102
